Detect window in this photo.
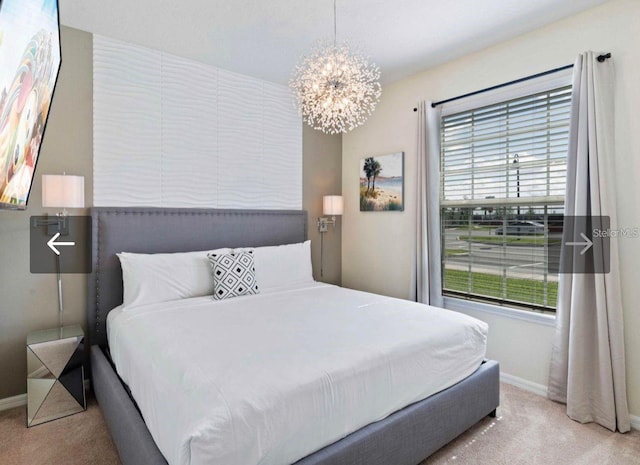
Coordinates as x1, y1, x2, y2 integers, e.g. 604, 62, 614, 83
440, 85, 571, 312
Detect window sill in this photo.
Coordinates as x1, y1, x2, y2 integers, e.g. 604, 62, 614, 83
443, 296, 556, 327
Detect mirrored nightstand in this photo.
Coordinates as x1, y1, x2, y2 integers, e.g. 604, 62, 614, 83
26, 325, 86, 427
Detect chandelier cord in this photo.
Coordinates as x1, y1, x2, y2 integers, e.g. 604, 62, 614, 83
333, 0, 337, 48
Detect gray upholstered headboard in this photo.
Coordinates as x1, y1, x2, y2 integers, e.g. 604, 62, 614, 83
88, 207, 308, 346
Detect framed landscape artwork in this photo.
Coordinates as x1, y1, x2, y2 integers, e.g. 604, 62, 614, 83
359, 152, 404, 211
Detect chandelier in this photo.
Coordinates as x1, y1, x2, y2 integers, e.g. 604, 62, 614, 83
290, 0, 382, 135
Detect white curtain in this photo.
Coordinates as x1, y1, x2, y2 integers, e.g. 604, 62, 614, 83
548, 52, 630, 432
414, 101, 443, 306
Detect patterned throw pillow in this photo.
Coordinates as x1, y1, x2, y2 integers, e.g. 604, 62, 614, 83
207, 250, 259, 300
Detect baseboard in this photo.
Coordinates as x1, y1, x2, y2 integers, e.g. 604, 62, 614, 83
0, 380, 90, 413
500, 371, 640, 431
4, 375, 638, 430
500, 371, 548, 397
0, 393, 27, 412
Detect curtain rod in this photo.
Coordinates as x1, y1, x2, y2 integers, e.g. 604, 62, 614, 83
412, 53, 612, 111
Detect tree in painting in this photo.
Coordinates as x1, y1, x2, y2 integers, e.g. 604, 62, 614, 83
362, 157, 375, 194
370, 159, 382, 193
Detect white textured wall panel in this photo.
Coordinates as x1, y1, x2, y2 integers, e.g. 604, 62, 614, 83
262, 81, 304, 209
93, 37, 163, 206
161, 54, 219, 207
93, 35, 302, 209
216, 69, 266, 209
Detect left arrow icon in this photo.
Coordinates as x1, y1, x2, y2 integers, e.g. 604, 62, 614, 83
47, 232, 76, 256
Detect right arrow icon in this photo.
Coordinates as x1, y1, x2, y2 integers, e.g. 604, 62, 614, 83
566, 232, 593, 255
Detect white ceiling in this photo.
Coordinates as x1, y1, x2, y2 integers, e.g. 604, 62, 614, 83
59, 0, 607, 85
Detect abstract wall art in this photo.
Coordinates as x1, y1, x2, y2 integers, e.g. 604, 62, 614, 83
0, 0, 61, 209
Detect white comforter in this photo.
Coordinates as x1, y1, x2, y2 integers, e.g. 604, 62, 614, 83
108, 283, 488, 465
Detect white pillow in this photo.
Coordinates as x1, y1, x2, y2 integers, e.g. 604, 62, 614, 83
253, 240, 313, 291
117, 240, 313, 307
117, 248, 230, 308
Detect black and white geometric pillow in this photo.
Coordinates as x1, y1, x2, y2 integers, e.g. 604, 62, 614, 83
207, 250, 259, 300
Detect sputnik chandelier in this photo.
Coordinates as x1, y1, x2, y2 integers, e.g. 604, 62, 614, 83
290, 0, 382, 135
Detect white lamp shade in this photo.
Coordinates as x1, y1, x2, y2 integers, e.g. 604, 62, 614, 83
323, 195, 343, 216
42, 175, 85, 209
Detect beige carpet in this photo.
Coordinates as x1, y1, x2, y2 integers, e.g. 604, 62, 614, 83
422, 384, 640, 465
0, 397, 119, 465
0, 384, 638, 465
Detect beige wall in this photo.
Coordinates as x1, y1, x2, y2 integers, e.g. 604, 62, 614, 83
303, 126, 342, 285
342, 0, 640, 417
0, 27, 94, 399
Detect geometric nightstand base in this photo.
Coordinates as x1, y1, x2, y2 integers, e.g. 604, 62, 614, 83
27, 326, 86, 427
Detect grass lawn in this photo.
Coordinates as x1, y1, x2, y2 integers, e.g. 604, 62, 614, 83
445, 249, 469, 256
444, 268, 558, 308
458, 234, 561, 247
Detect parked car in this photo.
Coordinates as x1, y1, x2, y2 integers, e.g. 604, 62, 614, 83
494, 221, 546, 236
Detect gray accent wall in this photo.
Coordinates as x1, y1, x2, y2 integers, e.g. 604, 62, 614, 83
0, 27, 342, 400
303, 126, 342, 286
0, 26, 93, 401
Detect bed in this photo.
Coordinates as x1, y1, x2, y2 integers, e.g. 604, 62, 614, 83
88, 208, 499, 465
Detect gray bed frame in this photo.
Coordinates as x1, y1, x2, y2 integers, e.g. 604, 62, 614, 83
87, 207, 500, 465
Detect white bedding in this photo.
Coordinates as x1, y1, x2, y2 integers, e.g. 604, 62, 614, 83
108, 283, 488, 465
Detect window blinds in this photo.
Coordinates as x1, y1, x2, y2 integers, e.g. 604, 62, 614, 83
440, 85, 571, 311
440, 86, 571, 208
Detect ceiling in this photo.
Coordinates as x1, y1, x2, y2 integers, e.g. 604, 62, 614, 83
59, 0, 608, 85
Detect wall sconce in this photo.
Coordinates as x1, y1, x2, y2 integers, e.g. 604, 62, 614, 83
317, 195, 343, 278
34, 173, 85, 233
317, 195, 343, 232
34, 173, 85, 330
42, 173, 85, 215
